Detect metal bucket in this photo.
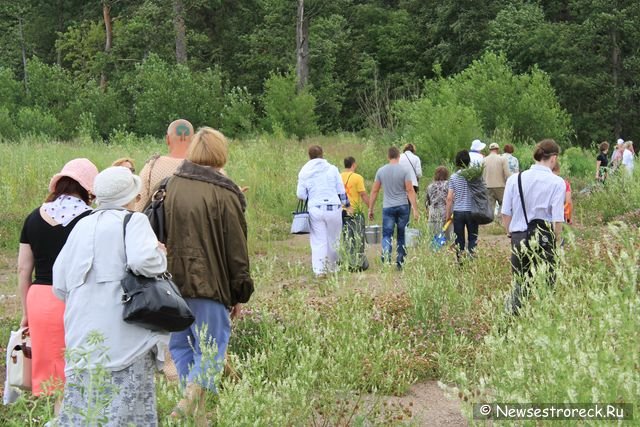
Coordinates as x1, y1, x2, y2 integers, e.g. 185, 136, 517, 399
365, 225, 381, 244
405, 227, 421, 248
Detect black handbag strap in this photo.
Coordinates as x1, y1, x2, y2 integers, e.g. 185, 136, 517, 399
296, 199, 308, 213
122, 212, 134, 269
404, 152, 418, 177
517, 171, 529, 225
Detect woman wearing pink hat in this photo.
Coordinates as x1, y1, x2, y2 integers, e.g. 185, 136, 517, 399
17, 158, 98, 397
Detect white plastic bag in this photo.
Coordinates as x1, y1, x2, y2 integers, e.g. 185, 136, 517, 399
7, 327, 32, 390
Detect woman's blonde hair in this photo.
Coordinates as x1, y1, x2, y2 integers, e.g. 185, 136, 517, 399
187, 127, 228, 168
624, 141, 634, 149
112, 157, 136, 171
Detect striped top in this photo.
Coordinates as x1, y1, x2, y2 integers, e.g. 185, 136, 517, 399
448, 171, 472, 212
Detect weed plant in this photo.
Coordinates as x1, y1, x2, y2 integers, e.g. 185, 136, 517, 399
453, 225, 640, 426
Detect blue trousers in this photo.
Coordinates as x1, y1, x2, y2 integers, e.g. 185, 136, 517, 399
169, 298, 230, 391
381, 204, 410, 266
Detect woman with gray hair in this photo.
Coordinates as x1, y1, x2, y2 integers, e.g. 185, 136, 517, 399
52, 166, 168, 426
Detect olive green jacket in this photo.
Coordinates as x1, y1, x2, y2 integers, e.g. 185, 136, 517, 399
164, 160, 253, 307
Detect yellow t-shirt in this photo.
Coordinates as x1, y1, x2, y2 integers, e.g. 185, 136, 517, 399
341, 171, 366, 208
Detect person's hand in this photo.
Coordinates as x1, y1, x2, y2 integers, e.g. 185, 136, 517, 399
368, 210, 374, 221
413, 209, 420, 222
240, 186, 249, 193
157, 242, 166, 253
20, 314, 28, 328
230, 304, 242, 320
346, 206, 354, 216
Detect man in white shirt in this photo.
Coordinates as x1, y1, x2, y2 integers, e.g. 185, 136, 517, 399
296, 145, 350, 277
501, 139, 565, 315
398, 143, 422, 195
469, 139, 486, 166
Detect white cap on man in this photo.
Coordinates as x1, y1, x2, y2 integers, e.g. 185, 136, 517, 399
617, 138, 624, 146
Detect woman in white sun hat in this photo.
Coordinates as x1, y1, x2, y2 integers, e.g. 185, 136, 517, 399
53, 166, 168, 426
469, 139, 486, 166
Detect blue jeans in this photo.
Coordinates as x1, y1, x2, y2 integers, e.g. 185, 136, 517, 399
169, 298, 230, 391
381, 204, 410, 266
453, 211, 479, 256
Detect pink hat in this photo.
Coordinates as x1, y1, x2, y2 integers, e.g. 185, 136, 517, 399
48, 158, 99, 194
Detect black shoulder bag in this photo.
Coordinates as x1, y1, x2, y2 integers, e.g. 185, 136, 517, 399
517, 172, 555, 250
120, 212, 194, 332
143, 176, 171, 243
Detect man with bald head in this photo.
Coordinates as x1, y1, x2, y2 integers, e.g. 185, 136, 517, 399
135, 119, 194, 211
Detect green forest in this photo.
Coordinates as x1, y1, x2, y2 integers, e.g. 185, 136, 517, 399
1, 0, 639, 147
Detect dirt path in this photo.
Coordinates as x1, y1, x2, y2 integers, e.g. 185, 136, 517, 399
377, 381, 468, 426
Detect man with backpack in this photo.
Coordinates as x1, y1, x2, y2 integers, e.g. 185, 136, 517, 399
501, 139, 566, 314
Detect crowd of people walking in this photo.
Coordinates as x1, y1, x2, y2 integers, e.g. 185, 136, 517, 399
12, 121, 636, 424
296, 136, 636, 315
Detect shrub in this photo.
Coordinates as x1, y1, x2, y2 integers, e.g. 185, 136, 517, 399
24, 58, 77, 138
128, 54, 224, 136
69, 84, 128, 140
262, 72, 318, 139
220, 86, 255, 138
395, 52, 573, 161
15, 107, 63, 139
0, 107, 17, 140
0, 67, 21, 111
394, 93, 483, 163
561, 146, 594, 179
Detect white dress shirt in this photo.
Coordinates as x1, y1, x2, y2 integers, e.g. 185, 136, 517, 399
399, 151, 422, 187
501, 164, 566, 233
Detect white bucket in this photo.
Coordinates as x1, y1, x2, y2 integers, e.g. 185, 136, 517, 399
365, 225, 381, 244
405, 227, 420, 248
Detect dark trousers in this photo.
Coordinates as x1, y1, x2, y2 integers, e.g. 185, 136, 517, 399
508, 230, 557, 314
453, 211, 479, 256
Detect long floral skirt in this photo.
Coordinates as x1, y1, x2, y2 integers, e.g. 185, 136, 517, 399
57, 352, 157, 426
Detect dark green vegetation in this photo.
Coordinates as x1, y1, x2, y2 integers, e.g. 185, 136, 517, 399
1, 1, 639, 145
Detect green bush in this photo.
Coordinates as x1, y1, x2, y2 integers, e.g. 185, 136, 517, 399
220, 86, 255, 138
561, 146, 594, 179
15, 107, 63, 139
396, 52, 573, 162
0, 107, 17, 140
262, 72, 318, 139
24, 59, 77, 138
127, 54, 224, 136
395, 94, 483, 163
0, 67, 21, 111
69, 84, 128, 140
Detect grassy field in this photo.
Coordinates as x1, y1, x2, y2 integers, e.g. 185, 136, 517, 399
0, 135, 638, 426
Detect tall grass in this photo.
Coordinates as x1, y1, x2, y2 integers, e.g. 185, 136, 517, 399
453, 225, 640, 426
